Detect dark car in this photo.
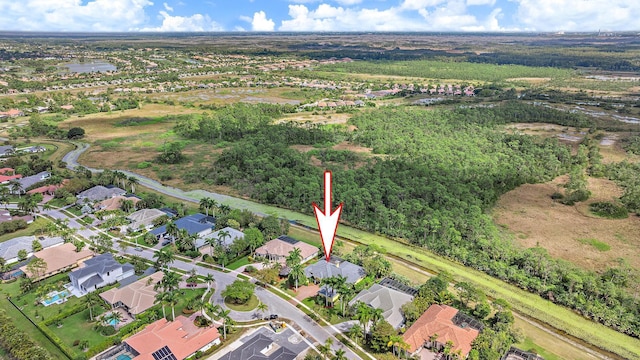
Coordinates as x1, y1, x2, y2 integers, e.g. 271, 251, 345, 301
161, 240, 171, 246
269, 314, 278, 320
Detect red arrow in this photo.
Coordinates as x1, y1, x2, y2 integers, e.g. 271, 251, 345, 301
313, 171, 343, 261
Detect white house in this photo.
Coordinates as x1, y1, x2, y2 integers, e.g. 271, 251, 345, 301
68, 253, 134, 295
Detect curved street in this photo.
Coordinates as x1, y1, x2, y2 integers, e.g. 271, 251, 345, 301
60, 141, 612, 360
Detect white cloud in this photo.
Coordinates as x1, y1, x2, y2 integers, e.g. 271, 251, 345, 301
513, 0, 640, 31
141, 10, 223, 31
0, 0, 153, 31
251, 10, 275, 31
335, 0, 362, 5
280, 1, 509, 31
466, 0, 495, 6
163, 2, 173, 11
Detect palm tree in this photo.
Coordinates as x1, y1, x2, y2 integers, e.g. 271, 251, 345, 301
166, 221, 178, 245
337, 283, 354, 317
217, 229, 230, 247
318, 338, 333, 360
127, 176, 139, 193
154, 292, 167, 319
286, 247, 302, 267
257, 302, 268, 318
0, 187, 9, 209
106, 311, 123, 327
199, 197, 215, 216
113, 170, 127, 188
153, 249, 175, 271
355, 301, 372, 339
217, 308, 232, 339
205, 236, 217, 257
348, 323, 364, 345
120, 199, 135, 212
333, 348, 347, 360
388, 335, 407, 357
204, 273, 214, 290
9, 179, 22, 197
157, 271, 181, 292
371, 307, 383, 327
84, 292, 100, 321
288, 263, 305, 291
165, 290, 178, 321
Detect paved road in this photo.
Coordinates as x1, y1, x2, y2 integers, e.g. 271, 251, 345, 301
118, 246, 362, 359
60, 141, 607, 360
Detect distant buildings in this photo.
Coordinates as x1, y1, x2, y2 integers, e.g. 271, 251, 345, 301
0, 235, 64, 264
254, 235, 318, 264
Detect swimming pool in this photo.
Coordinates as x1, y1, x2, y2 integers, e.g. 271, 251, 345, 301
108, 318, 120, 326
115, 354, 132, 360
41, 290, 69, 306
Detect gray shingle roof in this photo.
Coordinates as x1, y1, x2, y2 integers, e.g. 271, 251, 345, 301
77, 185, 126, 203
198, 227, 244, 248
150, 213, 214, 237
17, 171, 50, 190
218, 333, 296, 360
349, 283, 414, 329
304, 258, 366, 284
0, 235, 63, 261
69, 253, 132, 281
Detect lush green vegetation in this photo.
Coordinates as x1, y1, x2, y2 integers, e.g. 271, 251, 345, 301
168, 102, 640, 341
589, 201, 628, 219
317, 60, 574, 82
0, 309, 53, 360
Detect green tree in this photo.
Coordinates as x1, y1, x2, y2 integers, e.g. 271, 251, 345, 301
222, 280, 254, 304
244, 227, 264, 253
26, 257, 47, 280
17, 249, 28, 261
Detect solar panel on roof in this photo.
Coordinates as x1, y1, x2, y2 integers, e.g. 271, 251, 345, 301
151, 345, 177, 360
277, 235, 299, 245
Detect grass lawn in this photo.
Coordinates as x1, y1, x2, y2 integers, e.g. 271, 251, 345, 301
224, 294, 258, 312
515, 337, 561, 360
65, 206, 83, 217
227, 256, 250, 270
48, 307, 110, 358
133, 234, 156, 248
0, 217, 48, 243
301, 296, 350, 325
47, 198, 68, 208
577, 238, 611, 251
0, 281, 69, 360
174, 288, 207, 315
12, 273, 85, 320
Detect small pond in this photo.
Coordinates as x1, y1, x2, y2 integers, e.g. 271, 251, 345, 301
64, 61, 116, 74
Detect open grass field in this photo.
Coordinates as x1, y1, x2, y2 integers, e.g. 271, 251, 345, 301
0, 277, 71, 360
48, 307, 110, 358
145, 87, 306, 106
0, 217, 48, 243
493, 175, 640, 271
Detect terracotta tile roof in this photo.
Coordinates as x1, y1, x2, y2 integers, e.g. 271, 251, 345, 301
20, 242, 93, 279
0, 168, 14, 174
97, 195, 140, 211
255, 237, 318, 262
0, 174, 22, 183
100, 271, 163, 315
125, 316, 220, 360
27, 180, 68, 195
403, 304, 479, 357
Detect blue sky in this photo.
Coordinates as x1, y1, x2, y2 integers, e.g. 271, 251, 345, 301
0, 0, 639, 32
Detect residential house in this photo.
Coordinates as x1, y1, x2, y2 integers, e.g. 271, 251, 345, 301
100, 271, 163, 316
27, 180, 68, 196
123, 316, 221, 360
0, 235, 64, 264
13, 171, 51, 194
218, 333, 297, 360
150, 213, 215, 240
197, 226, 244, 251
20, 242, 93, 280
0, 109, 24, 117
304, 257, 366, 301
403, 304, 481, 359
349, 283, 414, 329
0, 145, 15, 157
68, 253, 135, 295
254, 235, 318, 264
501, 347, 545, 360
96, 195, 140, 212
0, 209, 34, 224
126, 208, 168, 232
76, 185, 126, 205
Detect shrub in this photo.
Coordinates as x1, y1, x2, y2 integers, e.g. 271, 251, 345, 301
194, 315, 211, 327
72, 340, 80, 347
137, 161, 152, 169
589, 201, 628, 219
550, 192, 564, 200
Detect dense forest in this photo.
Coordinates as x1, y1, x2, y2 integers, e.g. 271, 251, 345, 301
173, 102, 640, 338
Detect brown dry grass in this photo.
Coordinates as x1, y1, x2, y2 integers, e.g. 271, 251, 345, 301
494, 175, 640, 270
506, 77, 552, 84
279, 112, 352, 125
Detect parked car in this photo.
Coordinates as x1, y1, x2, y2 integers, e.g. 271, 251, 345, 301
269, 314, 278, 320
161, 240, 171, 246
134, 247, 143, 251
